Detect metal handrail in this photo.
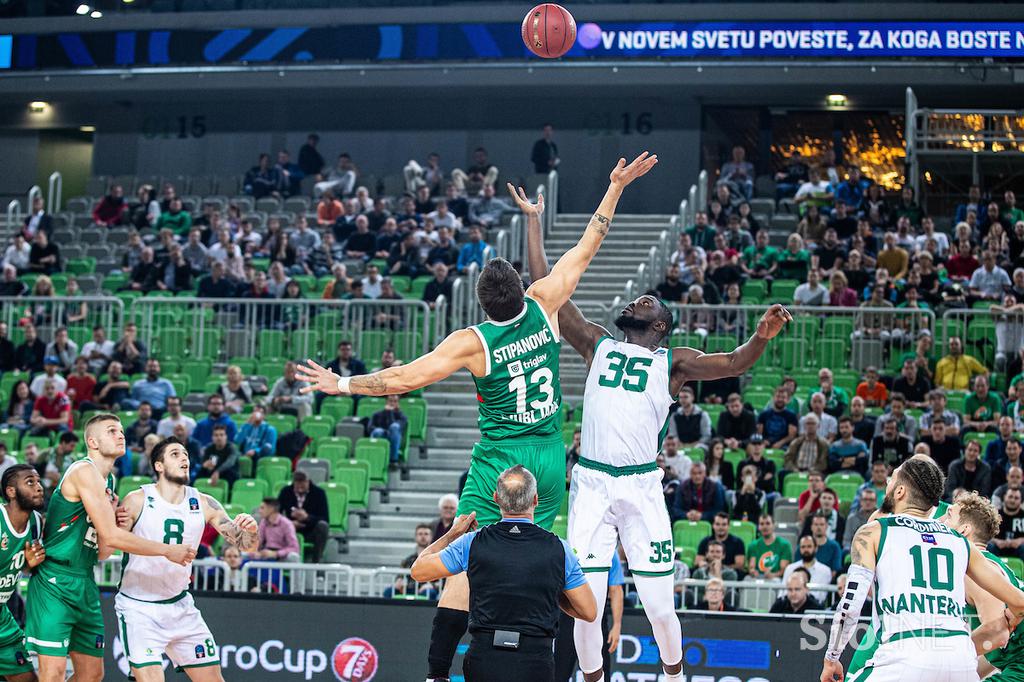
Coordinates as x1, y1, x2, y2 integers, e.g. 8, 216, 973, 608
48, 171, 63, 214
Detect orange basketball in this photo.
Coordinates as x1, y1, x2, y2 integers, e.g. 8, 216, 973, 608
521, 3, 577, 59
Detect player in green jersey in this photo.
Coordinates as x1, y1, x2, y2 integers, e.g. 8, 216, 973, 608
941, 492, 1024, 681
297, 152, 659, 682
0, 465, 47, 682
26, 414, 196, 682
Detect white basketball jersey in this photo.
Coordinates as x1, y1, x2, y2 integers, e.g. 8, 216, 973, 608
119, 484, 205, 602
873, 514, 971, 643
581, 337, 674, 468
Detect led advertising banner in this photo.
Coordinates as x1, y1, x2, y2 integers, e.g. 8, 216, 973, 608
2, 21, 1024, 70
100, 592, 857, 681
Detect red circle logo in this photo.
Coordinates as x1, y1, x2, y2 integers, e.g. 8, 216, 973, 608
332, 638, 378, 682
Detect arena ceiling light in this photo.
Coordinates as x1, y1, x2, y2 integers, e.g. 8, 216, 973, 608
825, 93, 849, 108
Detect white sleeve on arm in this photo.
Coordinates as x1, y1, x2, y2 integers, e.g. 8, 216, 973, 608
825, 564, 874, 662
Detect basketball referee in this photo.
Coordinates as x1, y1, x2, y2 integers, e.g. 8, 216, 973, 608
412, 465, 597, 682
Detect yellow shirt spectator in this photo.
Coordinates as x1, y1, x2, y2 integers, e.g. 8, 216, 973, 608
934, 352, 987, 390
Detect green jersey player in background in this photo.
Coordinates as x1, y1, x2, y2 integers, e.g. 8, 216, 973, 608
296, 151, 658, 682
26, 414, 196, 682
0, 464, 46, 682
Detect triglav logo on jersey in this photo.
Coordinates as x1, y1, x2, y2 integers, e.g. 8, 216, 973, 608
332, 637, 378, 682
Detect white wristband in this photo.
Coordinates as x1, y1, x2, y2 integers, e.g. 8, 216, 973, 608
336, 376, 352, 394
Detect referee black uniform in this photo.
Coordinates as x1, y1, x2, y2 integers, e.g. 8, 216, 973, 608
437, 517, 589, 682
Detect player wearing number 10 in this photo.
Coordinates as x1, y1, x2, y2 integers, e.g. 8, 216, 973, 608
297, 152, 659, 682
525, 196, 792, 682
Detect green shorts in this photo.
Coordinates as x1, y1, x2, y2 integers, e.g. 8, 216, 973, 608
26, 565, 105, 658
457, 435, 566, 531
0, 609, 33, 677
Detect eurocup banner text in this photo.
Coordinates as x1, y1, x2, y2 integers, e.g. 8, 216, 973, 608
100, 591, 856, 681
3, 22, 1024, 70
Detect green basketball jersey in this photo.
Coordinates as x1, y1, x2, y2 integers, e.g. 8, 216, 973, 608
469, 296, 561, 441
40, 460, 116, 575
0, 506, 41, 604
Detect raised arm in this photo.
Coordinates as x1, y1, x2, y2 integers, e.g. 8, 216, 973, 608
821, 521, 880, 682
70, 466, 195, 565
511, 183, 609, 366
670, 304, 792, 395
526, 152, 658, 319
296, 328, 484, 397
204, 494, 258, 552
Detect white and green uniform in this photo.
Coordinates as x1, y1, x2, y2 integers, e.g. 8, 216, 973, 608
568, 337, 675, 575
114, 484, 219, 672
849, 513, 978, 682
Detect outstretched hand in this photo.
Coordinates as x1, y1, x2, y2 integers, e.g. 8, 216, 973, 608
506, 184, 545, 217
755, 304, 793, 340
296, 360, 344, 395
609, 151, 658, 188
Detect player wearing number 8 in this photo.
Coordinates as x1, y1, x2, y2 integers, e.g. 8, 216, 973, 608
296, 152, 659, 682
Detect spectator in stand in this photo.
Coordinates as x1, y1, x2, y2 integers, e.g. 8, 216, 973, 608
30, 379, 72, 436
746, 514, 791, 580
934, 336, 987, 391
986, 416, 1020, 472
431, 493, 458, 541
946, 241, 980, 284
670, 462, 726, 523
741, 229, 779, 282
236, 405, 278, 463
252, 498, 301, 563
855, 366, 887, 408
757, 387, 799, 450
918, 420, 962, 474
774, 151, 809, 200
467, 184, 512, 229
423, 263, 453, 311
720, 145, 754, 200
369, 395, 408, 467
843, 488, 877, 554
269, 360, 313, 421
198, 424, 241, 487
28, 231, 60, 275
944, 440, 992, 500
244, 153, 283, 199
963, 374, 1002, 434
194, 394, 237, 447
531, 124, 559, 173
278, 470, 330, 563
828, 417, 869, 477
92, 185, 126, 226
156, 395, 196, 438
29, 357, 67, 396
892, 358, 932, 408
695, 513, 746, 573
993, 466, 1023, 512
65, 356, 97, 412
156, 198, 192, 237
130, 359, 175, 416
716, 393, 756, 449
457, 226, 492, 274
784, 414, 829, 476
771, 569, 823, 614
94, 360, 133, 411
669, 387, 712, 448
989, 487, 1024, 562
14, 323, 44, 374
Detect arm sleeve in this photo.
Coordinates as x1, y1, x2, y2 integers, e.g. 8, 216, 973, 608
561, 540, 587, 590
439, 532, 476, 575
825, 563, 874, 661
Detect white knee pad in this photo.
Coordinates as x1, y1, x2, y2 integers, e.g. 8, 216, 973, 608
573, 572, 609, 674
632, 574, 683, 667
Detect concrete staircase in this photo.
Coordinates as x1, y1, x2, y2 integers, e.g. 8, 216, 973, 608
336, 213, 672, 567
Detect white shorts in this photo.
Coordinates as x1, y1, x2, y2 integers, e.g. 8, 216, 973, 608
849, 635, 980, 682
567, 463, 673, 576
114, 592, 219, 671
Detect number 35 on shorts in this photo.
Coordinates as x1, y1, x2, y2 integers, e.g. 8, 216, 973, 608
649, 540, 673, 564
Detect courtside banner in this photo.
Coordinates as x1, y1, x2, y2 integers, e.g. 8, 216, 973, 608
100, 591, 856, 681
3, 22, 1024, 70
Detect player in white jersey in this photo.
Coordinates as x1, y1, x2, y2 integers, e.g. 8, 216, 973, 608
114, 437, 258, 681
821, 455, 1024, 682
524, 199, 791, 682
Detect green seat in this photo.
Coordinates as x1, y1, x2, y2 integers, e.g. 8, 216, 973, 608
320, 396, 354, 420
332, 460, 370, 510
258, 330, 285, 359
672, 520, 711, 553
230, 478, 269, 512
265, 413, 297, 434
354, 437, 389, 486
322, 481, 350, 533
316, 438, 352, 467
256, 457, 292, 491
194, 477, 228, 503
116, 475, 153, 498
782, 472, 810, 498
729, 520, 757, 547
